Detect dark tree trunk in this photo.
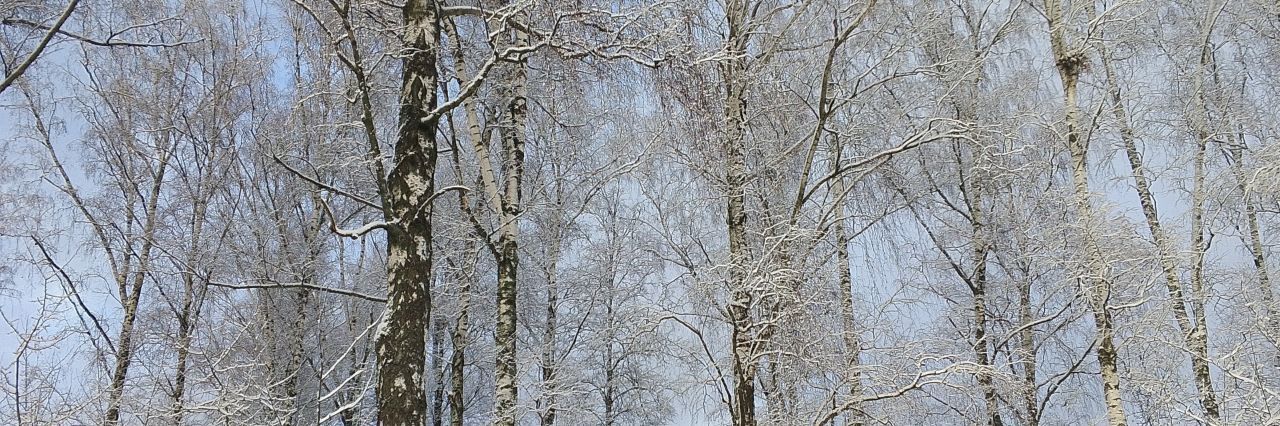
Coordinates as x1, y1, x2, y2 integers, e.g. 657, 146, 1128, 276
375, 0, 439, 424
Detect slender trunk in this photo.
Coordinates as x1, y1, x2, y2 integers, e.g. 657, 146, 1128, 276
171, 198, 207, 426
443, 8, 527, 422
539, 297, 558, 426
1185, 9, 1226, 418
763, 207, 796, 424
171, 279, 194, 426
1045, 2, 1127, 422
448, 254, 473, 426
1067, 103, 1128, 425
340, 293, 365, 426
955, 80, 1001, 426
440, 17, 478, 426
974, 295, 998, 426
283, 287, 311, 424
602, 301, 617, 426
105, 142, 173, 426
375, 0, 439, 424
762, 356, 778, 423
1099, 48, 1220, 421
1227, 139, 1280, 364
266, 194, 322, 424
103, 223, 151, 426
537, 187, 567, 426
431, 317, 447, 426
1065, 93, 1128, 426
1016, 257, 1038, 426
539, 238, 562, 426
493, 16, 530, 425
723, 1, 755, 424
830, 144, 863, 426
970, 209, 1000, 426
1186, 124, 1218, 422
601, 208, 621, 426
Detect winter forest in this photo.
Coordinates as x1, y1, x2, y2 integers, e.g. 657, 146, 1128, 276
3, 0, 1280, 424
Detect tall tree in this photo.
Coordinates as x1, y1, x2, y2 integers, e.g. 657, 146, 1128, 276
1044, 0, 1127, 423
375, 0, 440, 423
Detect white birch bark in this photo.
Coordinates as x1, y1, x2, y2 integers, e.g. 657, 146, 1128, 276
1044, 1, 1127, 423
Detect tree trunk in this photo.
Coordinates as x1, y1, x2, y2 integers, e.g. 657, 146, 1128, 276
968, 191, 1000, 426
602, 301, 617, 426
375, 0, 439, 424
1045, 2, 1127, 422
1226, 138, 1280, 366
170, 276, 195, 426
1100, 47, 1220, 421
494, 240, 520, 426
1016, 257, 1038, 426
431, 316, 447, 426
601, 206, 621, 426
493, 15, 530, 425
170, 198, 207, 426
539, 234, 563, 426
954, 77, 1001, 426
282, 287, 311, 425
105, 142, 173, 426
722, 1, 755, 425
1186, 118, 1218, 422
830, 142, 863, 426
1184, 11, 1231, 418
448, 251, 473, 426
439, 7, 530, 423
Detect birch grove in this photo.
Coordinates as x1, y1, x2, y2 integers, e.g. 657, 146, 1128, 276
5, 0, 1280, 425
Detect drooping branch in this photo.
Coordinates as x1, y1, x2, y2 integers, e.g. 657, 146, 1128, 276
273, 155, 384, 210
1, 15, 200, 49
30, 236, 117, 357
801, 119, 975, 206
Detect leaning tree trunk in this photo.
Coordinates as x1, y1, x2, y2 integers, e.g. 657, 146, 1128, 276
1226, 138, 1280, 366
1099, 45, 1219, 422
375, 0, 439, 424
442, 10, 528, 423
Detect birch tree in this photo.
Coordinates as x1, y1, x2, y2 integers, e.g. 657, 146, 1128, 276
1044, 0, 1127, 423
